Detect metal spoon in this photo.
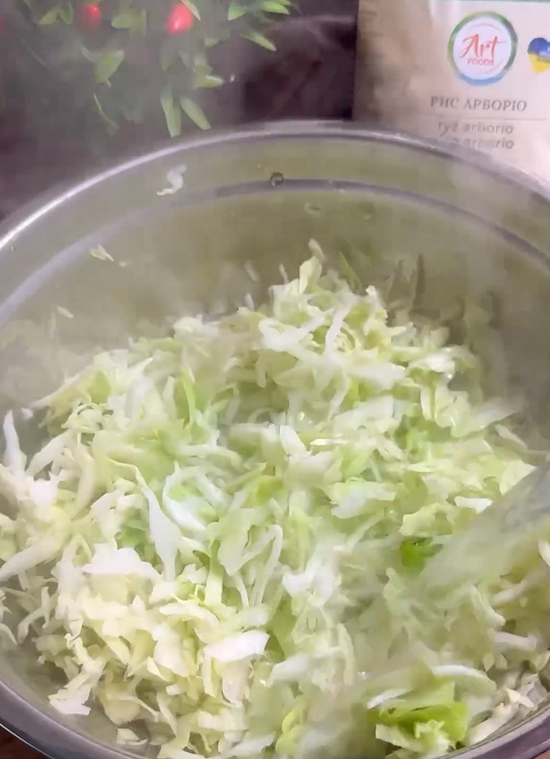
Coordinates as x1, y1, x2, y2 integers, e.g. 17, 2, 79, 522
419, 460, 550, 593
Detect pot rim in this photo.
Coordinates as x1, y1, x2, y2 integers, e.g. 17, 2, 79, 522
0, 120, 549, 759
2, 118, 550, 253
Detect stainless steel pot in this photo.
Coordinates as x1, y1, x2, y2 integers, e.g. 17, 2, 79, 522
1, 122, 550, 759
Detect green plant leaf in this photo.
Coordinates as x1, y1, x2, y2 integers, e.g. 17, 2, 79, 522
192, 62, 220, 88
242, 30, 276, 51
134, 9, 147, 36
180, 97, 211, 130
80, 45, 96, 63
262, 1, 290, 13
161, 47, 177, 73
204, 38, 220, 48
228, 3, 247, 20
193, 52, 209, 69
38, 7, 59, 25
93, 94, 118, 133
161, 90, 182, 138
111, 12, 135, 29
182, 1, 201, 20
200, 75, 225, 88
94, 50, 125, 84
58, 3, 74, 24
111, 9, 147, 34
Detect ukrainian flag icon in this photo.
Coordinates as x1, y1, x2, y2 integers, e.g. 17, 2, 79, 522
528, 37, 550, 72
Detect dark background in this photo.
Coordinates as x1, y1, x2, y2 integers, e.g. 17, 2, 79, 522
0, 1, 358, 219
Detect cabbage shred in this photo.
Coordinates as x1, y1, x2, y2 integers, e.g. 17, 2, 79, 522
0, 255, 547, 759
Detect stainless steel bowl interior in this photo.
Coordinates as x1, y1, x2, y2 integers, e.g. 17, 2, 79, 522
1, 123, 550, 759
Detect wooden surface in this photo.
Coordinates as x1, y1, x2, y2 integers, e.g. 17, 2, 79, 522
0, 729, 38, 759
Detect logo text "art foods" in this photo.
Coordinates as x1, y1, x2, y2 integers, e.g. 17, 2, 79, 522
449, 13, 517, 85
460, 33, 503, 67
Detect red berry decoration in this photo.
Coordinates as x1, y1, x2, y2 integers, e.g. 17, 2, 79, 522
76, 3, 102, 31
167, 3, 194, 35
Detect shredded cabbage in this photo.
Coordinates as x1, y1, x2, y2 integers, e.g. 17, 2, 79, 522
0, 253, 547, 759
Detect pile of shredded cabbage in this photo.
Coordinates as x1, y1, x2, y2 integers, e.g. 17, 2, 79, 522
0, 253, 549, 759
